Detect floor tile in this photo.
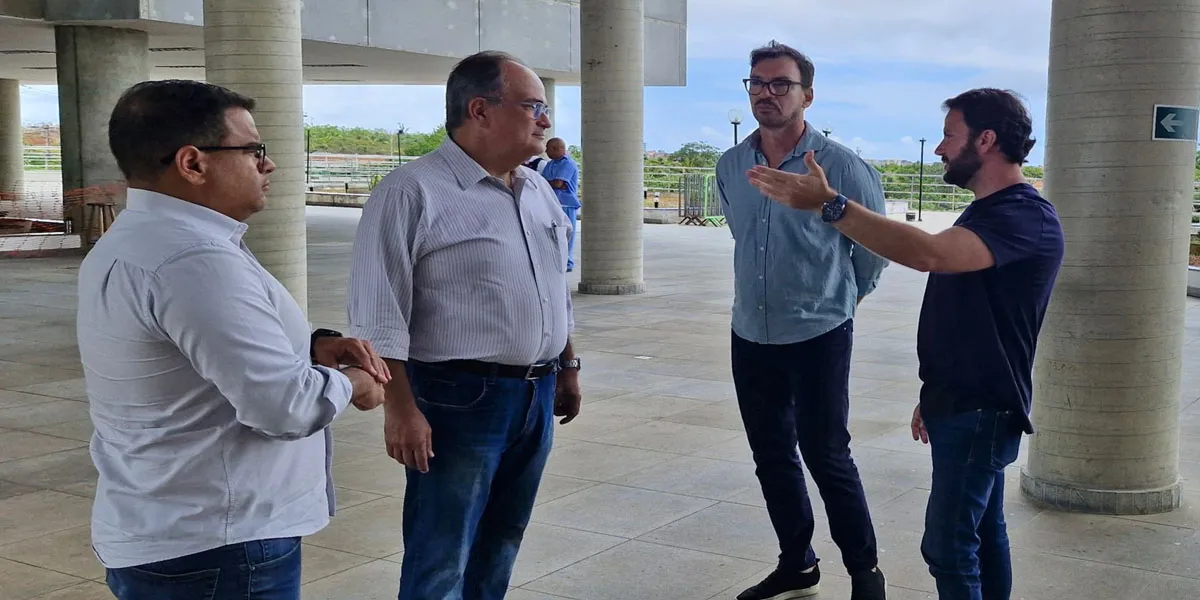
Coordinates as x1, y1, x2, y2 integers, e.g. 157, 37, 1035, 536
0, 526, 102, 581
523, 540, 767, 600
331, 453, 407, 496
307, 497, 404, 558
0, 491, 92, 546
543, 440, 677, 482
1017, 511, 1193, 571
509, 523, 625, 587
533, 483, 714, 538
0, 429, 87, 462
610, 455, 758, 501
0, 557, 83, 600
639, 502, 778, 563
0, 400, 89, 430
0, 448, 97, 492
300, 544, 375, 584
301, 559, 399, 600
28, 581, 113, 600
593, 421, 742, 455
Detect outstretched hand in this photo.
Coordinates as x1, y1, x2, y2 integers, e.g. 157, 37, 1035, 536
746, 150, 837, 211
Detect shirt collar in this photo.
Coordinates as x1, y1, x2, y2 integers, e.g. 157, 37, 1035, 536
124, 188, 249, 243
437, 135, 528, 191
743, 120, 828, 159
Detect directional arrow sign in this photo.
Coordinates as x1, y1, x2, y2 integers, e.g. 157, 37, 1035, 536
1153, 105, 1200, 141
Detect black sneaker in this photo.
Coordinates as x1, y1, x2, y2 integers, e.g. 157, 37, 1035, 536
736, 564, 820, 600
850, 567, 887, 600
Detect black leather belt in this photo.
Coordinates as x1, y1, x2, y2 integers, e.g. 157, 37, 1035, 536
433, 359, 560, 380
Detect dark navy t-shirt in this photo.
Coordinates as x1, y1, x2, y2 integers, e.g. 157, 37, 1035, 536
916, 183, 1065, 433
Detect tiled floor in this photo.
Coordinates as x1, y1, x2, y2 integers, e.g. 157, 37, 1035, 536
1, 206, 1198, 600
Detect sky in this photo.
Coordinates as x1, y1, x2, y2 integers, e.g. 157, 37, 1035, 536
17, 0, 1054, 164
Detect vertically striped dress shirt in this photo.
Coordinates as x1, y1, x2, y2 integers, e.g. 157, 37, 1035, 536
347, 136, 574, 365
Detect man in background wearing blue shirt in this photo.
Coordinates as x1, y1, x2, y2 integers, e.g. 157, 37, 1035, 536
716, 40, 890, 600
747, 88, 1064, 600
540, 137, 581, 271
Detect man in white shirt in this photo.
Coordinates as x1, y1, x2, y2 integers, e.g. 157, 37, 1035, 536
78, 79, 389, 600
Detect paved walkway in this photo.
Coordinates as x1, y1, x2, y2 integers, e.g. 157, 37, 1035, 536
0, 206, 1198, 599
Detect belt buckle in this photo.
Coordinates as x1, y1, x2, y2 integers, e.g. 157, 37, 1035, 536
523, 364, 540, 380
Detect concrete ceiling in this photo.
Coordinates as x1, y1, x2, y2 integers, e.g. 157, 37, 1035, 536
0, 19, 580, 86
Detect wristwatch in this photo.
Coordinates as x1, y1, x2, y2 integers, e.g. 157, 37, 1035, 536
310, 328, 343, 362
821, 193, 849, 223
561, 357, 582, 371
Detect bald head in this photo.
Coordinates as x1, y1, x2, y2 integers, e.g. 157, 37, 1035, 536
546, 137, 567, 160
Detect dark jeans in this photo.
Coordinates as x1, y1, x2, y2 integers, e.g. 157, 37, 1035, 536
106, 537, 302, 600
731, 323, 878, 574
398, 360, 556, 600
920, 408, 1022, 600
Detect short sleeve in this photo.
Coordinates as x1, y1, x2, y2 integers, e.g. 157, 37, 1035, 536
958, 200, 1046, 268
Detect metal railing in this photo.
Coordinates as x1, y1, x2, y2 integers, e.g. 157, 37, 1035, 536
17, 146, 1200, 226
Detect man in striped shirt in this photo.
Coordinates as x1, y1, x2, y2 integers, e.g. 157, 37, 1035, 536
346, 51, 581, 600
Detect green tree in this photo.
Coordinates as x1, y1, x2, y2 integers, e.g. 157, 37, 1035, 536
401, 124, 447, 156
669, 141, 722, 167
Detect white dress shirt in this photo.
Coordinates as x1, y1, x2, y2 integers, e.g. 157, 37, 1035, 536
348, 136, 574, 364
76, 189, 353, 569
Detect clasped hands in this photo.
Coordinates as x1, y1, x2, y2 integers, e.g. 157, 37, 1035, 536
313, 336, 391, 411
746, 150, 838, 211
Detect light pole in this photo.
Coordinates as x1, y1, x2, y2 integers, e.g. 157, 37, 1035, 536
728, 109, 743, 145
918, 137, 926, 221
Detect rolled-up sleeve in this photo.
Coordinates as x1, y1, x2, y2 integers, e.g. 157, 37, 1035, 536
839, 159, 890, 296
148, 244, 352, 439
347, 183, 425, 361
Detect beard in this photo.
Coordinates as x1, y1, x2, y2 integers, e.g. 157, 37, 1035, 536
752, 99, 799, 130
942, 142, 982, 189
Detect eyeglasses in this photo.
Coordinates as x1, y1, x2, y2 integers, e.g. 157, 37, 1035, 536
484, 97, 551, 120
520, 101, 552, 120
160, 143, 269, 168
743, 78, 804, 97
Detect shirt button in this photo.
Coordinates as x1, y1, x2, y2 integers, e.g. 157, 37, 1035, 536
758, 305, 764, 310
760, 247, 765, 251
759, 275, 764, 280
761, 218, 767, 223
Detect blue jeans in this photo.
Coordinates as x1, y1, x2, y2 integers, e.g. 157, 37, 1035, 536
731, 324, 879, 574
399, 360, 556, 600
921, 409, 1022, 600
561, 206, 577, 271
105, 537, 302, 600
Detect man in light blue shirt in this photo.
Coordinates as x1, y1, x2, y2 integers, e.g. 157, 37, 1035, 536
78, 79, 389, 600
716, 41, 890, 600
540, 137, 581, 271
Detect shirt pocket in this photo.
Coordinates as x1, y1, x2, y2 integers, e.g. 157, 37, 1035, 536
547, 222, 568, 272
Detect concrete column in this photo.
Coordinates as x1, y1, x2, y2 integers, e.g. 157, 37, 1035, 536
540, 76, 555, 142
55, 26, 149, 231
1021, 0, 1195, 514
0, 79, 22, 199
204, 0, 308, 312
578, 0, 645, 295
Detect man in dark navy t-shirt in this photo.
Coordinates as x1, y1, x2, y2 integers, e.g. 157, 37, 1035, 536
745, 88, 1063, 600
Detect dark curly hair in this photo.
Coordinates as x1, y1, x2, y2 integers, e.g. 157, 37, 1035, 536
943, 88, 1036, 165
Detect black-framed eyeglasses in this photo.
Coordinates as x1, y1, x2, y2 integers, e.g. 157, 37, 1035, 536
160, 143, 269, 167
744, 78, 803, 96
